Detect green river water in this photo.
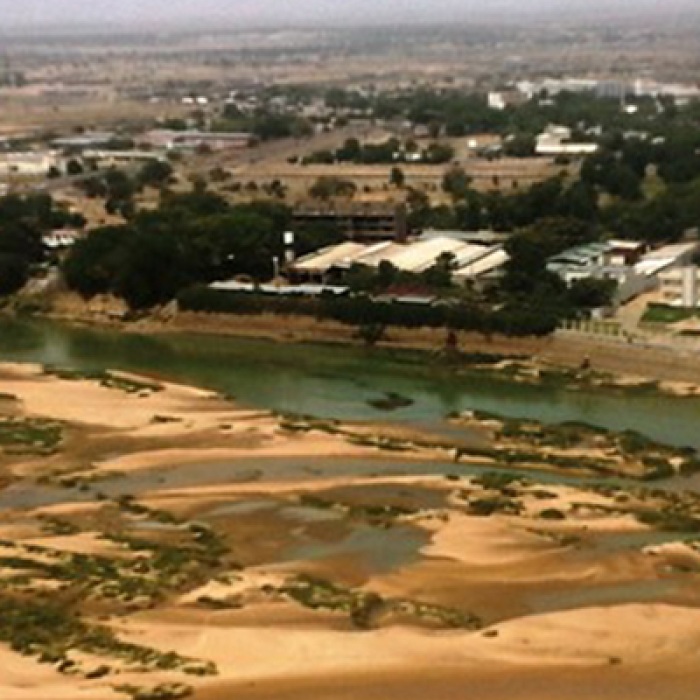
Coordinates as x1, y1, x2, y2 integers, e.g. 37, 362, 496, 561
0, 316, 698, 449
2, 317, 700, 605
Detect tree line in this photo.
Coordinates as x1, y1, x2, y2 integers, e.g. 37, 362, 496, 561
62, 193, 339, 309
0, 194, 85, 296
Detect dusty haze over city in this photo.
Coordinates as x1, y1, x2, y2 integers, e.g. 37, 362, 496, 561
1, 0, 699, 30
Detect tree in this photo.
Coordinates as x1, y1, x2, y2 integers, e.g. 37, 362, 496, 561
0, 253, 29, 295
79, 176, 108, 199
336, 138, 362, 162
309, 177, 356, 200
608, 163, 643, 201
424, 142, 455, 164
558, 181, 599, 221
295, 221, 344, 257
503, 133, 536, 158
390, 167, 406, 188
252, 112, 312, 141
454, 195, 484, 231
580, 151, 642, 200
62, 226, 128, 298
345, 264, 378, 293
377, 260, 399, 289
303, 149, 335, 165
357, 323, 386, 347
442, 166, 472, 201
138, 159, 174, 189
160, 118, 188, 131
66, 159, 84, 176
422, 252, 456, 289
567, 278, 617, 309
114, 230, 192, 309
0, 194, 62, 290
428, 121, 442, 139
501, 217, 596, 302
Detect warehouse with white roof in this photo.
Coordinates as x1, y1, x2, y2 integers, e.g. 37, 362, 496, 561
290, 236, 509, 285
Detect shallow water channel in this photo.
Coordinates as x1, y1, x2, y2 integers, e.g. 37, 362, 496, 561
1, 317, 700, 609
1, 317, 699, 448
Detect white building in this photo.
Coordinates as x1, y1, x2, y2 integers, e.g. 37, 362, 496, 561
292, 237, 509, 285
488, 92, 507, 111
516, 78, 598, 99
634, 242, 700, 278
140, 130, 252, 152
633, 78, 700, 102
52, 132, 116, 150
659, 266, 700, 307
548, 240, 699, 304
82, 150, 167, 166
488, 90, 527, 111
43, 230, 82, 250
535, 125, 599, 157
0, 152, 61, 177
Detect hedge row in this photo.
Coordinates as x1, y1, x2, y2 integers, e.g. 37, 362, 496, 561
177, 286, 558, 337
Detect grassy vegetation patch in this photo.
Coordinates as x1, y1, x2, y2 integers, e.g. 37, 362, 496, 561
456, 411, 699, 481
297, 493, 415, 525
642, 304, 700, 325
467, 497, 523, 517
637, 509, 700, 533
0, 491, 232, 685
0, 417, 63, 454
0, 593, 214, 680
472, 472, 526, 490
278, 575, 480, 631
42, 366, 163, 394
1, 493, 234, 609
115, 683, 193, 700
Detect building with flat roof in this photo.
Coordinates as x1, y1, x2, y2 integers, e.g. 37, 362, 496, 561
292, 202, 407, 242
0, 152, 60, 178
536, 125, 599, 157
548, 240, 700, 304
634, 242, 699, 277
52, 132, 116, 150
82, 150, 167, 166
547, 242, 611, 283
140, 130, 252, 152
488, 90, 527, 111
659, 266, 700, 308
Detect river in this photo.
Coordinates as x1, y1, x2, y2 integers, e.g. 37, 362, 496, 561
0, 317, 698, 450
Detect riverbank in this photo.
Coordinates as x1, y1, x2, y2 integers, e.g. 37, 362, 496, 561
31, 290, 700, 395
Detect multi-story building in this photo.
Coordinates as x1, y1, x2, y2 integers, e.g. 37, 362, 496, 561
548, 241, 699, 305
292, 202, 407, 242
659, 266, 700, 308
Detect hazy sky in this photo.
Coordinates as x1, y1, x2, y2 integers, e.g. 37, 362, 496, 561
1, 0, 697, 29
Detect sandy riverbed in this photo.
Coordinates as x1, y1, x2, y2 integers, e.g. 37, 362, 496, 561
2, 362, 700, 700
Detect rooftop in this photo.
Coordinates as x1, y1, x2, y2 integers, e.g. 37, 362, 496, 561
293, 238, 509, 279
294, 242, 369, 272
